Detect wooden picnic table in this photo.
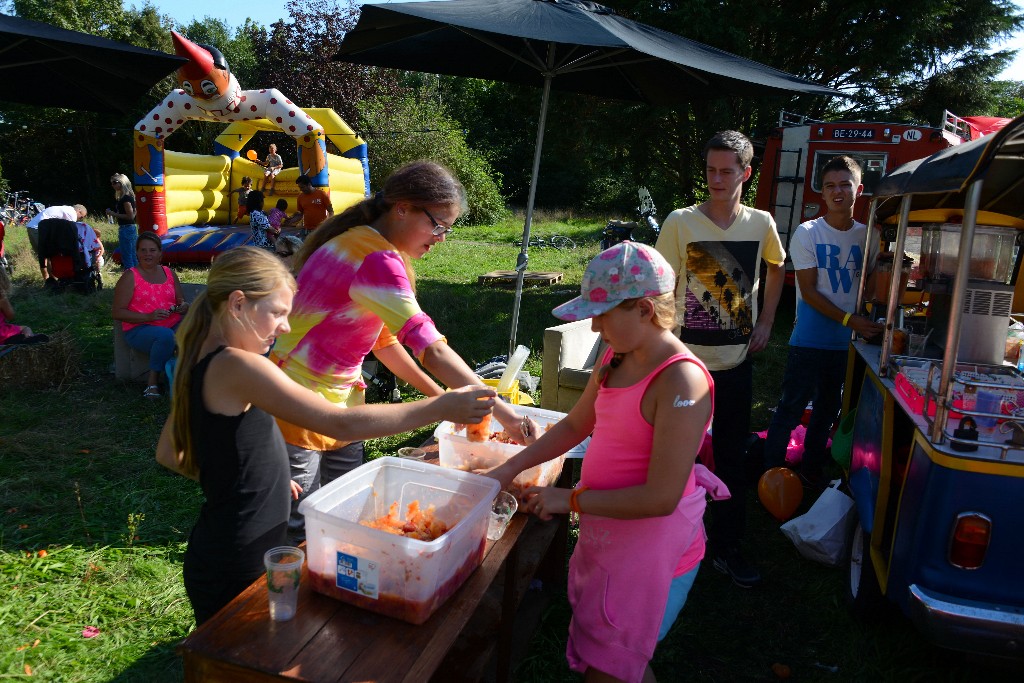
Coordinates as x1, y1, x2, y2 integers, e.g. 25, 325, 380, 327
178, 451, 571, 683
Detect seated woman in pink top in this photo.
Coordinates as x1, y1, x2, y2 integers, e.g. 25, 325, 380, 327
112, 232, 188, 398
271, 160, 530, 541
491, 242, 728, 683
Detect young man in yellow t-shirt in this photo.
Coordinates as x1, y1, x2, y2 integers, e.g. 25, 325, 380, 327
656, 130, 785, 588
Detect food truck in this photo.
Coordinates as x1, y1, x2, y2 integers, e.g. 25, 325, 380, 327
840, 113, 1024, 660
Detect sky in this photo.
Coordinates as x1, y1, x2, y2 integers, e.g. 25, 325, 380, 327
994, 8, 1024, 81
145, 0, 422, 30
150, 0, 1024, 80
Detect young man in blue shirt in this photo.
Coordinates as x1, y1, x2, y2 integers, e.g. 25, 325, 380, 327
762, 155, 883, 487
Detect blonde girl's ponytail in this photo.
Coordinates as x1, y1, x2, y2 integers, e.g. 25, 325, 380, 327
171, 291, 213, 479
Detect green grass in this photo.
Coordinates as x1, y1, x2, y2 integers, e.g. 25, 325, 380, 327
1, 218, 1020, 681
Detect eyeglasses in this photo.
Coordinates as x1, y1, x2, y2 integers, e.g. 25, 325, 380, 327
422, 208, 454, 237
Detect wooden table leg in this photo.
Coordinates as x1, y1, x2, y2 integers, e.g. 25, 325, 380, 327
496, 539, 521, 683
538, 459, 577, 587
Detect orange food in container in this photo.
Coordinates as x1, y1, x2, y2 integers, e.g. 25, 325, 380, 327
465, 411, 492, 442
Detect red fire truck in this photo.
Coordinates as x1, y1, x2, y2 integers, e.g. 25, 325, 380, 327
753, 111, 1010, 283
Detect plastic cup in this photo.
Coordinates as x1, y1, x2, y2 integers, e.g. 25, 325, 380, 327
975, 390, 1002, 430
908, 333, 927, 356
264, 546, 304, 621
487, 491, 518, 541
397, 447, 426, 461
892, 328, 909, 355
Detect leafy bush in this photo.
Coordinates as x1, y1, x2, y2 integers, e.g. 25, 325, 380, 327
357, 94, 509, 226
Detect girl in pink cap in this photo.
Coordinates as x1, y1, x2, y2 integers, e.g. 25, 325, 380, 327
491, 242, 728, 683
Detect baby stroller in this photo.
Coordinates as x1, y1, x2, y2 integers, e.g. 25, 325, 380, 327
37, 218, 102, 294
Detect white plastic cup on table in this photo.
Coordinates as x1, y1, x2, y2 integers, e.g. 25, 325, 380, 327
397, 447, 426, 461
487, 491, 518, 541
264, 546, 304, 621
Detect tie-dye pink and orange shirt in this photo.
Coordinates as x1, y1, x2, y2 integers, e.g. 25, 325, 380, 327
270, 225, 445, 450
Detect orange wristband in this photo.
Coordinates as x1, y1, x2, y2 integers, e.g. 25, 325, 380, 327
569, 486, 590, 514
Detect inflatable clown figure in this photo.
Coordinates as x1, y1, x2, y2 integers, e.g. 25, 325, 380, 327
133, 32, 328, 235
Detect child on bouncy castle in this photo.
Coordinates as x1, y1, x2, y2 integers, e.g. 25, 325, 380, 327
233, 176, 253, 222
267, 198, 288, 233
489, 242, 729, 683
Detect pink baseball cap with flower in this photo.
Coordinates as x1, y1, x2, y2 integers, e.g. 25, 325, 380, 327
552, 241, 676, 321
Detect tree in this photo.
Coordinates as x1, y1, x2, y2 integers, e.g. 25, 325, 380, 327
437, 76, 664, 215
0, 153, 8, 198
598, 0, 1023, 203
357, 93, 507, 225
246, 0, 403, 125
0, 2, 178, 208
986, 80, 1024, 116
438, 0, 1022, 213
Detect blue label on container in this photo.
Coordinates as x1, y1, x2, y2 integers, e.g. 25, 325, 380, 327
335, 551, 379, 599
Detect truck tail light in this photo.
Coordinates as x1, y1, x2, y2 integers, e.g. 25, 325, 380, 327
949, 513, 991, 569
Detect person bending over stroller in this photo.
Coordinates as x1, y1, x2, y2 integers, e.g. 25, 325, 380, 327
112, 232, 187, 398
32, 204, 87, 281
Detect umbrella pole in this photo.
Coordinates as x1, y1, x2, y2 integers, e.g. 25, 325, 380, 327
508, 74, 552, 357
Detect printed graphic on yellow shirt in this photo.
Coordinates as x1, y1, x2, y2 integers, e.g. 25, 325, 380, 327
682, 241, 759, 347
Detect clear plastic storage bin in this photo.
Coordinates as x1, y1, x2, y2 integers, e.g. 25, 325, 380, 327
434, 405, 584, 502
298, 457, 499, 624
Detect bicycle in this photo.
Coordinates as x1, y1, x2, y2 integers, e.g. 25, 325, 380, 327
2, 191, 40, 226
514, 234, 576, 250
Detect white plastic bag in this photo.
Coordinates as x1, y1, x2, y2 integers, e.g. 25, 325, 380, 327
779, 480, 856, 566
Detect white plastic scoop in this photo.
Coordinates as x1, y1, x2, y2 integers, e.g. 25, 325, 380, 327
496, 345, 530, 396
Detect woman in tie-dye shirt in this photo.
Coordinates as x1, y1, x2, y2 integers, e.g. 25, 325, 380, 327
270, 160, 529, 539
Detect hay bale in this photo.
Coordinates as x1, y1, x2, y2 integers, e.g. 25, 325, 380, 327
0, 331, 80, 389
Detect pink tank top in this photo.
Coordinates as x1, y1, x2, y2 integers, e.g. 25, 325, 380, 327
582, 348, 715, 575
121, 266, 181, 332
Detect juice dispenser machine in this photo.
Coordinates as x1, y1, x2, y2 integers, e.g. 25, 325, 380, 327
918, 223, 1021, 364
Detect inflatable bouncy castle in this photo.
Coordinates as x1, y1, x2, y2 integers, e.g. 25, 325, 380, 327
131, 32, 368, 262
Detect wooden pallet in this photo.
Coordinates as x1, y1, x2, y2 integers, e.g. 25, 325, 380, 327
478, 270, 563, 287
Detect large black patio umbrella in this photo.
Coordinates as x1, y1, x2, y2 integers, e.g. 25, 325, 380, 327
0, 13, 186, 114
335, 0, 840, 354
